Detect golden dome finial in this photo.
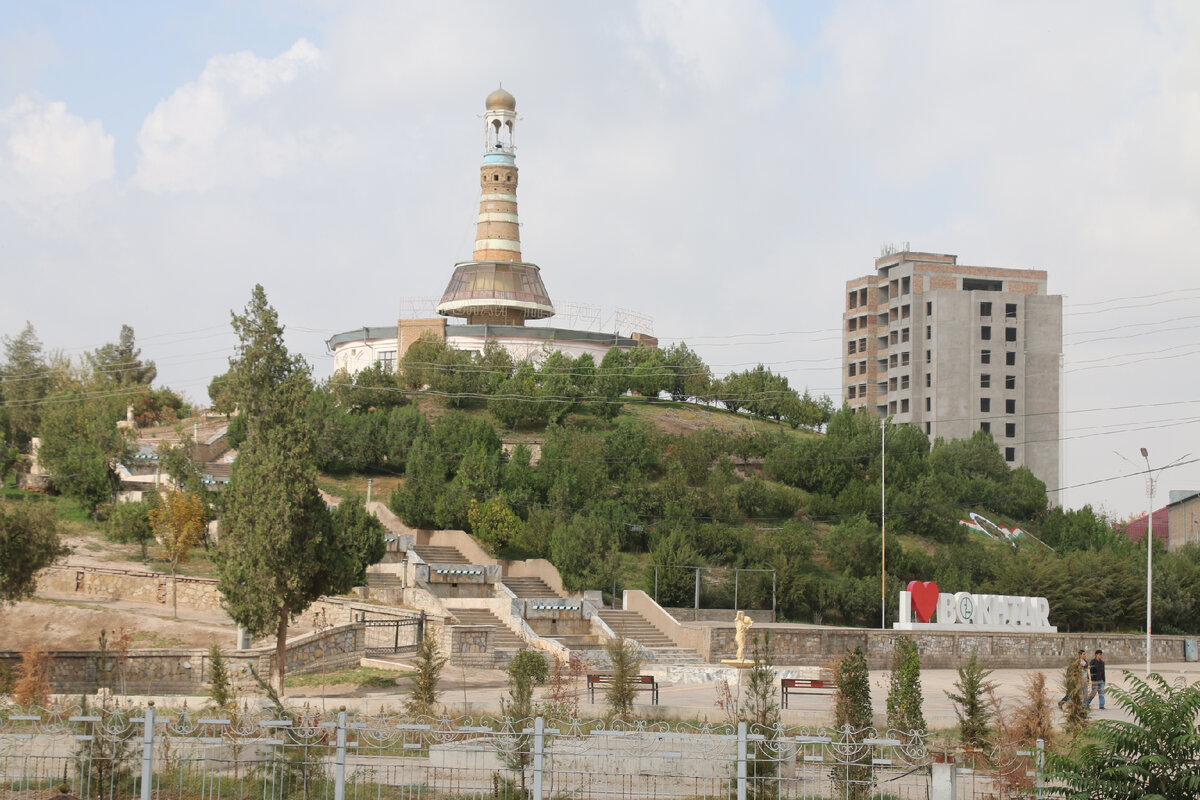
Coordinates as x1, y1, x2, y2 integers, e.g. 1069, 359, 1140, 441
486, 86, 516, 112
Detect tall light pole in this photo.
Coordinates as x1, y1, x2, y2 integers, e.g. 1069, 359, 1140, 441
881, 417, 887, 630
1141, 447, 1154, 677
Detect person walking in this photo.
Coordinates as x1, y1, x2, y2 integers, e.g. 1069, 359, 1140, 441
1085, 650, 1106, 710
1058, 650, 1089, 710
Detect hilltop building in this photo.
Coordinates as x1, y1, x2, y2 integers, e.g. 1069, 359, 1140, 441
328, 88, 654, 372
842, 250, 1062, 500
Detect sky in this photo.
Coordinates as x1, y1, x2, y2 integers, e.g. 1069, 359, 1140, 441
2, 0, 1198, 520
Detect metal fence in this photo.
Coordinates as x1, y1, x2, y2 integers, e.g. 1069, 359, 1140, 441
358, 611, 424, 657
0, 703, 1043, 800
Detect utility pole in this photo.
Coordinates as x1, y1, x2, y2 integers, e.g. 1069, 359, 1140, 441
881, 417, 887, 630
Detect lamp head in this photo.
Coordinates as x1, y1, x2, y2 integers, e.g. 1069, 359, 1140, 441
1140, 447, 1149, 459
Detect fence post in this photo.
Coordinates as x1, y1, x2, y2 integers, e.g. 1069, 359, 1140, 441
1036, 738, 1045, 792
532, 716, 545, 800
736, 721, 747, 800
139, 702, 155, 800
334, 706, 348, 800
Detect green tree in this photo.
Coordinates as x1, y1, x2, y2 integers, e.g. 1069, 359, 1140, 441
832, 645, 874, 800
469, 496, 523, 555
1, 323, 51, 449
330, 492, 386, 585
499, 649, 549, 795
215, 285, 359, 691
662, 342, 711, 402
946, 649, 995, 747
644, 526, 701, 606
0, 442, 19, 488
206, 643, 234, 710
0, 501, 68, 604
742, 635, 781, 799
604, 636, 643, 720
37, 390, 131, 516
1045, 673, 1200, 800
389, 435, 444, 528
105, 498, 156, 559
87, 324, 156, 386
404, 633, 447, 718
886, 636, 926, 743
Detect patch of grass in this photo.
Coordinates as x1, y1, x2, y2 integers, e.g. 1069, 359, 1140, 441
284, 666, 412, 690
317, 473, 403, 500
131, 631, 188, 648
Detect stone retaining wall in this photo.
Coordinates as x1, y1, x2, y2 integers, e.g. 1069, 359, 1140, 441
702, 625, 1192, 669
666, 608, 775, 623
37, 565, 224, 612
0, 623, 365, 696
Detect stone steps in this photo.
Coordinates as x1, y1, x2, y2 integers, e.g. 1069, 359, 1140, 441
502, 576, 560, 598
450, 608, 526, 649
366, 573, 404, 588
412, 545, 470, 565
597, 609, 675, 648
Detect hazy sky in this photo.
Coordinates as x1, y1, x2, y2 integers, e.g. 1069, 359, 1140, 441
2, 1, 1197, 519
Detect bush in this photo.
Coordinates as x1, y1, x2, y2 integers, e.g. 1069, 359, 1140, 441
946, 649, 994, 747
604, 636, 643, 720
886, 636, 925, 742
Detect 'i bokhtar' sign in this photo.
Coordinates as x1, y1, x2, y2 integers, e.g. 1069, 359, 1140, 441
893, 581, 1056, 632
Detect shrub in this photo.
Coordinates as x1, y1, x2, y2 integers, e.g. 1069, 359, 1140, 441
603, 636, 643, 720
946, 649, 995, 747
831, 645, 873, 799
886, 636, 925, 742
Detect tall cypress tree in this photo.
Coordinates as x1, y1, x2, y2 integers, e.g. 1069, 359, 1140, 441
215, 286, 357, 691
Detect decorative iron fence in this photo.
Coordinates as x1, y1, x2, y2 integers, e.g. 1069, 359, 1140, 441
0, 703, 1043, 799
358, 610, 424, 656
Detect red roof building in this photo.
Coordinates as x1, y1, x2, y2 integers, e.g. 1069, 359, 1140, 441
1123, 507, 1169, 546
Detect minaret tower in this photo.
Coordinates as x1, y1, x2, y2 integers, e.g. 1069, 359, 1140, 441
437, 87, 554, 326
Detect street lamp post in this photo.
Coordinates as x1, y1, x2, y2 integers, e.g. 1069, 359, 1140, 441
1141, 447, 1153, 677
881, 418, 887, 630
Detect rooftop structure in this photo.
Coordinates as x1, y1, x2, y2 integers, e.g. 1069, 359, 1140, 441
842, 250, 1063, 501
435, 87, 554, 325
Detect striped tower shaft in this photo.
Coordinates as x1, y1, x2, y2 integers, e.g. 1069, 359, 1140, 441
474, 162, 521, 261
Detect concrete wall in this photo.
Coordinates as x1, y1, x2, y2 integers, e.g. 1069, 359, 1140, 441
1168, 494, 1200, 550
623, 591, 705, 652
0, 623, 365, 696
699, 624, 1190, 669
665, 607, 774, 623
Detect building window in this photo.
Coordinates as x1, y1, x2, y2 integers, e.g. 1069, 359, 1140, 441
860, 288, 867, 306
848, 340, 857, 355
980, 301, 993, 317
925, 397, 931, 411
901, 398, 910, 413
848, 385, 856, 399
981, 422, 991, 433
981, 325, 992, 340
859, 338, 867, 352
1005, 303, 1017, 319
925, 422, 931, 434
889, 377, 898, 391
1005, 375, 1016, 390
925, 373, 931, 387
859, 360, 866, 374
901, 352, 910, 366
901, 374, 910, 389
925, 349, 931, 364
848, 318, 856, 332
926, 325, 932, 340
377, 350, 397, 372
901, 304, 911, 319
889, 401, 897, 414
890, 354, 898, 368
981, 397, 991, 413
848, 363, 856, 377
890, 330, 899, 345
926, 301, 933, 316
980, 374, 991, 388
901, 327, 910, 343
1005, 447, 1015, 462
1005, 327, 1017, 342
902, 276, 911, 295
981, 349, 991, 364
1006, 423, 1016, 438
848, 291, 858, 309
859, 383, 866, 397
1006, 399, 1016, 414
1006, 351, 1016, 366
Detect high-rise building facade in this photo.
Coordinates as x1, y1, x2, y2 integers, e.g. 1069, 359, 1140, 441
842, 251, 1062, 500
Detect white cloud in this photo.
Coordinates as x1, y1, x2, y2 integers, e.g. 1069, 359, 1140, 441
0, 94, 114, 199
133, 39, 324, 193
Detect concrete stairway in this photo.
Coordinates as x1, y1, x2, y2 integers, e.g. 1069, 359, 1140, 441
597, 609, 703, 663
412, 545, 470, 565
597, 609, 675, 647
366, 573, 403, 590
502, 576, 560, 598
451, 608, 526, 649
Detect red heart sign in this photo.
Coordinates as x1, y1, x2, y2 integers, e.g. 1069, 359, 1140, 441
907, 581, 939, 623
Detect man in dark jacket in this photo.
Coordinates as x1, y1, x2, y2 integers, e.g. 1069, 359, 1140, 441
1085, 650, 1106, 710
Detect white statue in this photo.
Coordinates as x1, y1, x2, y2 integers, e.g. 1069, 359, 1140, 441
734, 610, 755, 662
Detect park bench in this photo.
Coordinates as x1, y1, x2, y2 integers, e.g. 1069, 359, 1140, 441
780, 678, 836, 709
586, 673, 660, 705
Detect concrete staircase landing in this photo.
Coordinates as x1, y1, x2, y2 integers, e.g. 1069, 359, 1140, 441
412, 545, 469, 565
502, 576, 560, 598
450, 608, 526, 650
